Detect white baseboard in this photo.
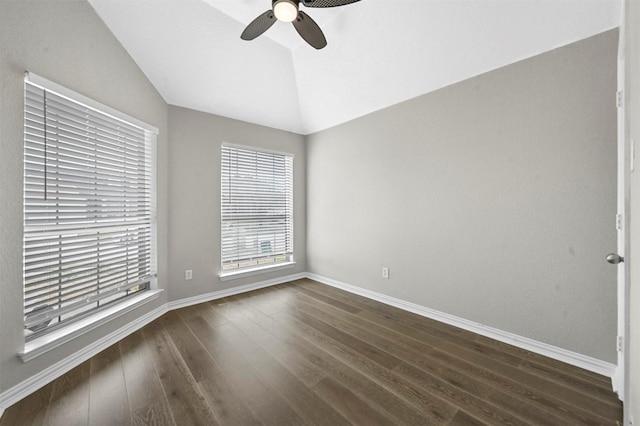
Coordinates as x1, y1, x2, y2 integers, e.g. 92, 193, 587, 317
0, 271, 305, 417
167, 272, 307, 311
0, 270, 617, 419
306, 273, 617, 380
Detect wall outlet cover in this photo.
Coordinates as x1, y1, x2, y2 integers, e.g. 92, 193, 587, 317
382, 267, 389, 279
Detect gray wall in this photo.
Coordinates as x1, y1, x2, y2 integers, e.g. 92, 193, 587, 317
167, 106, 306, 302
306, 30, 618, 362
626, 0, 640, 421
0, 0, 169, 393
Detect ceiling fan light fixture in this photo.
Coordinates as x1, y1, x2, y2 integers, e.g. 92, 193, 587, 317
273, 0, 298, 22
242, 0, 359, 48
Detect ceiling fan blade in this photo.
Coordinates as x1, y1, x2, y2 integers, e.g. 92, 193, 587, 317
300, 0, 360, 8
241, 10, 276, 41
292, 11, 327, 49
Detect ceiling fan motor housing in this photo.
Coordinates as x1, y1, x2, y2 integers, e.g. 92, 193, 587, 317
273, 0, 299, 22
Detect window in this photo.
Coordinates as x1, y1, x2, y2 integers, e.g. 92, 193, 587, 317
23, 72, 157, 341
221, 144, 293, 275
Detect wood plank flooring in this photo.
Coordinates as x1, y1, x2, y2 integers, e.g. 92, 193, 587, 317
0, 279, 623, 425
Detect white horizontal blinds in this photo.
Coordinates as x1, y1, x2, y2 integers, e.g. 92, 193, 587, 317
221, 145, 293, 271
23, 79, 154, 338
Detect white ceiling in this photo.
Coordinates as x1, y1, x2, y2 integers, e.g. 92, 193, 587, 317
88, 0, 621, 135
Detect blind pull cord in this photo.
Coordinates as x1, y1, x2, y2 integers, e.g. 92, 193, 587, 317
43, 90, 48, 201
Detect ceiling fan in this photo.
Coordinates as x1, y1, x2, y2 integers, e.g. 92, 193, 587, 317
241, 0, 361, 49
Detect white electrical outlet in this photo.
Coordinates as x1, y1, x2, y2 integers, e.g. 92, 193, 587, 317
185, 269, 193, 280
382, 267, 389, 279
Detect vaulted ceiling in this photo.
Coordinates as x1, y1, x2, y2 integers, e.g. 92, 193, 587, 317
88, 0, 621, 135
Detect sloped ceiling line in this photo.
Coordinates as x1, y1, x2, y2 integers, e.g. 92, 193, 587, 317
89, 0, 621, 135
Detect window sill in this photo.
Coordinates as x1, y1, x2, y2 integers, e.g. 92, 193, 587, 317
20, 289, 163, 362
219, 262, 296, 282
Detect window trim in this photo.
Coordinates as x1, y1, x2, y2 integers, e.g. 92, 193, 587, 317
22, 71, 159, 346
20, 289, 162, 362
219, 143, 294, 277
219, 261, 296, 281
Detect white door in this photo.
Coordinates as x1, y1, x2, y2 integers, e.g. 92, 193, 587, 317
610, 18, 629, 404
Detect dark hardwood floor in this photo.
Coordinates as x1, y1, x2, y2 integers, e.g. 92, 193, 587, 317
1, 279, 623, 425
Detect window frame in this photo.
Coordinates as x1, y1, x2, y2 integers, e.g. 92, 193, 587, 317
22, 72, 159, 347
219, 143, 295, 280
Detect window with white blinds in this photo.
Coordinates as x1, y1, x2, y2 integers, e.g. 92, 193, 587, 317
221, 144, 293, 273
23, 73, 157, 340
